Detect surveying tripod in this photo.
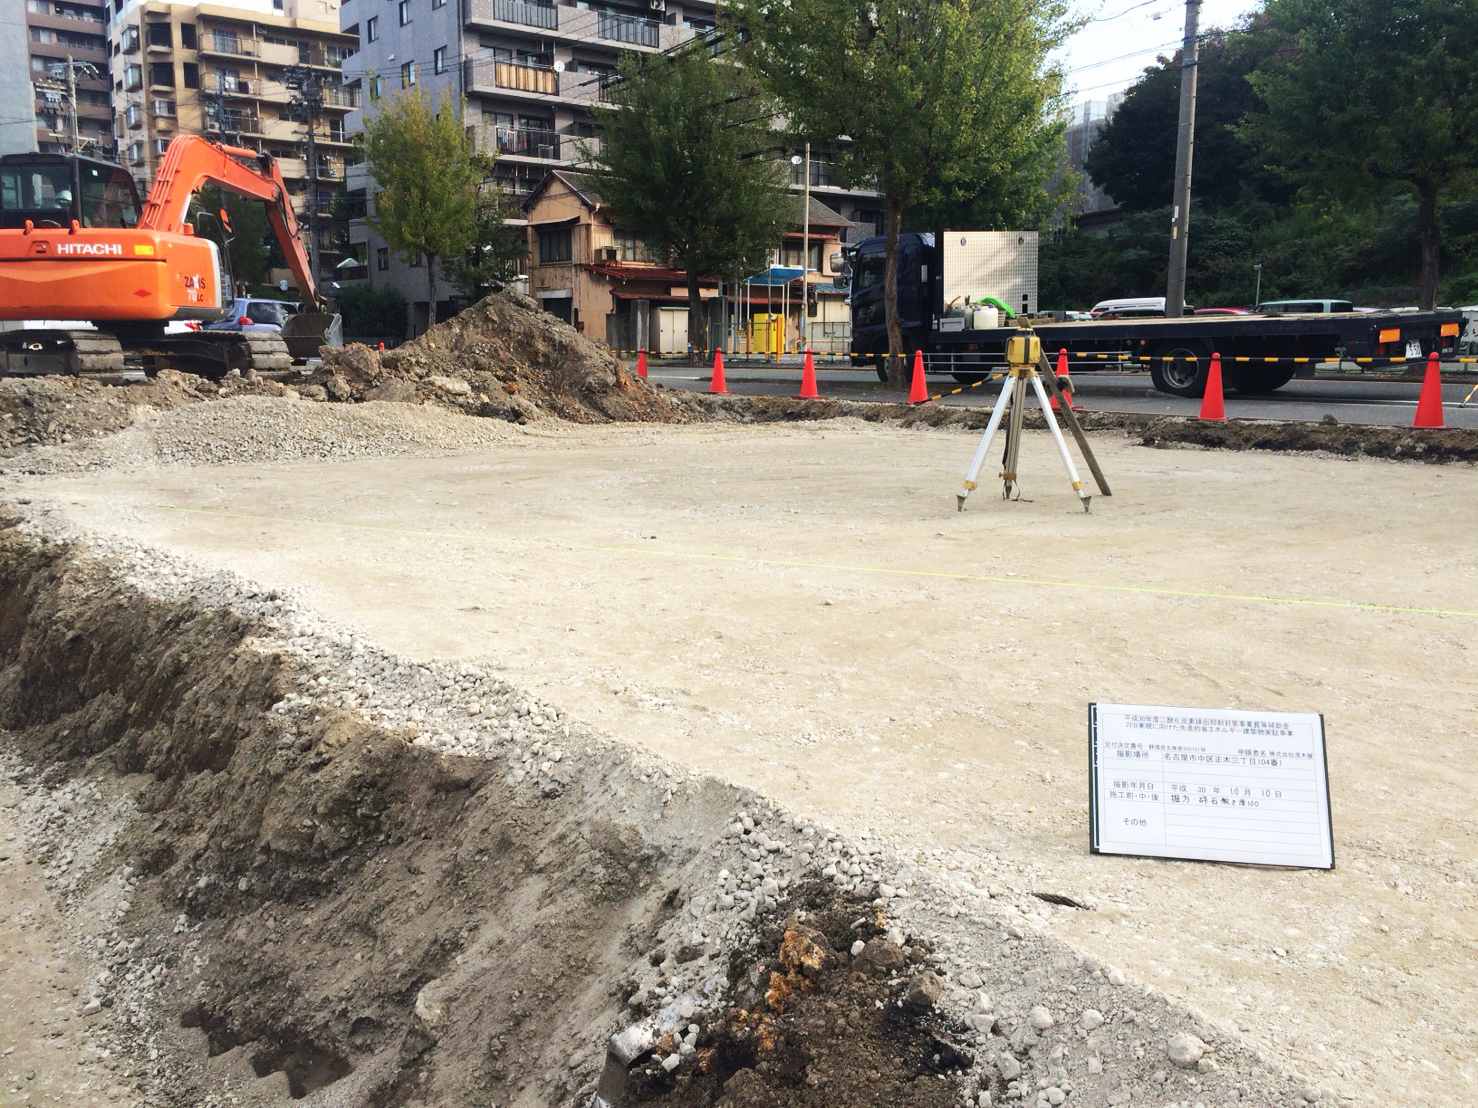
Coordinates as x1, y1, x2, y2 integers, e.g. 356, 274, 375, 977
956, 330, 1111, 512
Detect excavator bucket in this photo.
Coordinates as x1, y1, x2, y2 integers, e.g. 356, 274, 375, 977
281, 311, 343, 362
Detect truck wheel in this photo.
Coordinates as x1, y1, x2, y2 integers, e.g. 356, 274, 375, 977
875, 361, 889, 383
1149, 341, 1211, 397
1234, 367, 1295, 394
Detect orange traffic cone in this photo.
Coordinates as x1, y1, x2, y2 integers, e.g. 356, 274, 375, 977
1198, 352, 1226, 421
709, 348, 728, 395
1413, 351, 1445, 428
636, 348, 647, 379
796, 347, 821, 399
1049, 347, 1082, 412
907, 349, 930, 404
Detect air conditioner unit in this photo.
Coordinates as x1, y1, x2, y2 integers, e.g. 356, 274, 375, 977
599, 246, 617, 262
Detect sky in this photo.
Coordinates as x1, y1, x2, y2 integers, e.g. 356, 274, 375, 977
1056, 0, 1260, 106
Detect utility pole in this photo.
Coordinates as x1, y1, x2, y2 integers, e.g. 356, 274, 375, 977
285, 65, 326, 292
802, 142, 811, 346
1165, 0, 1201, 318
66, 54, 79, 152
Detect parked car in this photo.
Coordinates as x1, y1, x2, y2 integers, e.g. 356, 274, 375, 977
1256, 298, 1356, 314
1194, 307, 1251, 316
201, 297, 299, 332
1089, 297, 1197, 319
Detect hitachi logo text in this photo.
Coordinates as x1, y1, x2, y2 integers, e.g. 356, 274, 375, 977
54, 242, 123, 256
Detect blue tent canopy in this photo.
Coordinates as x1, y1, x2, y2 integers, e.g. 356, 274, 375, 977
745, 265, 805, 286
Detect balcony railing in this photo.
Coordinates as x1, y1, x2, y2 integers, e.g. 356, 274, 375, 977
598, 11, 659, 47
321, 87, 360, 109
493, 61, 558, 95
205, 33, 257, 56
217, 78, 253, 96
493, 126, 560, 159
490, 0, 558, 29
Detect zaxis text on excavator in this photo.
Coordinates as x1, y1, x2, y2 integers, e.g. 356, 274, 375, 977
0, 134, 340, 377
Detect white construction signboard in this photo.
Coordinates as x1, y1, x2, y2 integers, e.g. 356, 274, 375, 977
1089, 703, 1334, 869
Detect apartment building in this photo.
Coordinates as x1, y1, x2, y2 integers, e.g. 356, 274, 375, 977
24, 0, 115, 157
339, 0, 883, 334
105, 0, 357, 282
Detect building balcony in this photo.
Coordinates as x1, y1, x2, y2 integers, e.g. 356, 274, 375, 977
558, 5, 692, 51
467, 58, 559, 98
200, 33, 258, 58
321, 87, 360, 109
491, 126, 561, 160
215, 77, 256, 98
466, 0, 559, 31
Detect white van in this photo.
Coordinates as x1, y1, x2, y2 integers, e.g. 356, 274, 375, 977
1088, 296, 1194, 319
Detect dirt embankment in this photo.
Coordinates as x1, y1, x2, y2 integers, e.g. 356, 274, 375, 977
0, 517, 1330, 1108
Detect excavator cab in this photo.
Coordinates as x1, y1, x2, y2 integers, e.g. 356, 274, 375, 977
0, 153, 142, 230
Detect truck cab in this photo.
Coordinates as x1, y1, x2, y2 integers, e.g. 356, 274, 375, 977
845, 232, 935, 373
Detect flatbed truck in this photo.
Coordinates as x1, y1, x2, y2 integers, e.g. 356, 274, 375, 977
840, 232, 1464, 397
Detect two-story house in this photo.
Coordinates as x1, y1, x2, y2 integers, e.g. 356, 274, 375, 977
524, 169, 852, 354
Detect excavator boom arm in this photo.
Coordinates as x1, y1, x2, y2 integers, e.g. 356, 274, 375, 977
138, 136, 322, 310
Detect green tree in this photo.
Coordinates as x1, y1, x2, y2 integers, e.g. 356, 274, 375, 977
359, 87, 483, 326
441, 176, 526, 304
732, 0, 1072, 383
197, 186, 284, 294
583, 43, 791, 353
335, 282, 408, 339
1238, 0, 1478, 309
1085, 28, 1291, 213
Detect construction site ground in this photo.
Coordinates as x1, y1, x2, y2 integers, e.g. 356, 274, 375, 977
0, 295, 1474, 1108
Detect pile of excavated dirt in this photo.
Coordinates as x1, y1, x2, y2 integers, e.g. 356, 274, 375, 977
311, 292, 710, 425
0, 515, 1327, 1108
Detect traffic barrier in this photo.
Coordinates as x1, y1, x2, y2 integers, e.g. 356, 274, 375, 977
796, 348, 821, 399
636, 348, 647, 379
1413, 351, 1445, 428
1198, 353, 1226, 421
709, 349, 728, 395
908, 350, 930, 404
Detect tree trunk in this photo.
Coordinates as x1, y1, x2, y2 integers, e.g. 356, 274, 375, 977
884, 195, 906, 387
687, 267, 704, 365
1416, 181, 1439, 312
427, 253, 440, 328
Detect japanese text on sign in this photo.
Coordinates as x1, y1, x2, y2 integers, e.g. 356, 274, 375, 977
1089, 703, 1333, 869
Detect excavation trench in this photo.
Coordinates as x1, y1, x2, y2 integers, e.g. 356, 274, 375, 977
0, 513, 1336, 1108
0, 517, 770, 1106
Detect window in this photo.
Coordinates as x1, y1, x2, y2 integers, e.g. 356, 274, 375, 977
368, 74, 383, 101
397, 0, 409, 24
182, 62, 199, 89
538, 226, 571, 264
123, 63, 142, 90
408, 252, 423, 268
400, 60, 416, 87
432, 0, 445, 7
366, 15, 378, 41
180, 23, 196, 49
376, 247, 388, 271
432, 46, 446, 74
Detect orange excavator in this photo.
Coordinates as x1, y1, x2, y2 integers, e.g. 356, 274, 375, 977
0, 134, 340, 377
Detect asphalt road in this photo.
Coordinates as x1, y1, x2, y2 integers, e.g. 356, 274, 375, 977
639, 357, 1478, 428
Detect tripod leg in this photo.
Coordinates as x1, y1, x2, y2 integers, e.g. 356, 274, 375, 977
956, 370, 1019, 510
1002, 374, 1028, 500
1027, 371, 1092, 512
